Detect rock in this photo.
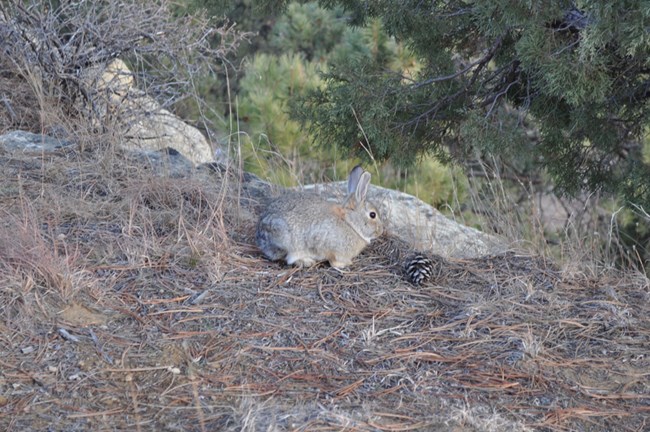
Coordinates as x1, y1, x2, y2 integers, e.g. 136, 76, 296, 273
96, 58, 135, 101
0, 130, 194, 178
127, 147, 195, 178
198, 162, 275, 204
0, 130, 74, 153
117, 94, 214, 164
85, 59, 214, 165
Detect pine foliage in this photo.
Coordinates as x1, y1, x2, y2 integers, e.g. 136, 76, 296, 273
294, 0, 650, 207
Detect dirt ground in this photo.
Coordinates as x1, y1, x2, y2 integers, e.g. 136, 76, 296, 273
0, 147, 648, 431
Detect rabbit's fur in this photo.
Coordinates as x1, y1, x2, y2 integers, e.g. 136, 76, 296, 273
256, 166, 383, 268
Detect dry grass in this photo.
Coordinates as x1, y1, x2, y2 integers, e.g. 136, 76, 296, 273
0, 147, 649, 432
0, 58, 42, 134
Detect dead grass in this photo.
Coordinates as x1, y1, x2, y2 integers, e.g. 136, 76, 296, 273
0, 58, 42, 134
0, 147, 648, 431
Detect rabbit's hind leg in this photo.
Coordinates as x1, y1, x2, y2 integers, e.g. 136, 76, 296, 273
286, 252, 316, 267
328, 258, 352, 269
326, 251, 352, 269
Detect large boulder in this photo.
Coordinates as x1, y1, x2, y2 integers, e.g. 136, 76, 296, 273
86, 59, 214, 165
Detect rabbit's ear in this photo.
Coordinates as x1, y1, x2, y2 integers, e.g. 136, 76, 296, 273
347, 165, 364, 196
354, 172, 371, 205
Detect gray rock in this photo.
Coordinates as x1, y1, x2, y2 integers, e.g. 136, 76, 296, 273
0, 130, 74, 153
85, 59, 215, 165
126, 147, 195, 178
197, 162, 275, 205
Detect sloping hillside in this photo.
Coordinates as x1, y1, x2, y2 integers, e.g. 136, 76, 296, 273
1, 143, 648, 431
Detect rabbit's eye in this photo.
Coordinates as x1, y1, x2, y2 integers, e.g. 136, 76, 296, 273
369, 211, 377, 219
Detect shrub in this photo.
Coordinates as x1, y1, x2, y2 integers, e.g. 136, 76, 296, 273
0, 0, 242, 140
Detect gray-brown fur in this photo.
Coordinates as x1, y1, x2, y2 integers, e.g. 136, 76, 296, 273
256, 166, 383, 268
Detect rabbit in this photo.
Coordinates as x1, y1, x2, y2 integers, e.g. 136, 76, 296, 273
256, 165, 383, 268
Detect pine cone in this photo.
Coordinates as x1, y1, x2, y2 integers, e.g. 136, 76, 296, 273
405, 254, 434, 285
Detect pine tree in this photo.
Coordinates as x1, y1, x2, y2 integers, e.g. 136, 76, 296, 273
289, 0, 650, 207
